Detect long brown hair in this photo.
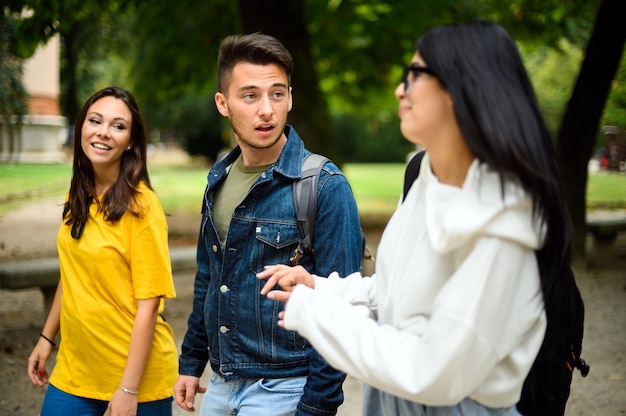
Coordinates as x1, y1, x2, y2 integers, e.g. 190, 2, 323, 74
63, 87, 152, 229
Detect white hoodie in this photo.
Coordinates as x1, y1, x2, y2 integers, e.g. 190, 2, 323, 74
283, 154, 546, 408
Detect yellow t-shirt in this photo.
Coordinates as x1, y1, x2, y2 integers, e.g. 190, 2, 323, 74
50, 183, 177, 402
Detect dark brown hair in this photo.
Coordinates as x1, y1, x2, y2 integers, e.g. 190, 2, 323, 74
63, 87, 151, 227
217, 32, 293, 94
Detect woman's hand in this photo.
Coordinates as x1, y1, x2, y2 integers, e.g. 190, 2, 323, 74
105, 387, 138, 416
257, 265, 315, 303
27, 338, 53, 387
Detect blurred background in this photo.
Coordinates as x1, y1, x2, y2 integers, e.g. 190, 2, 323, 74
1, 4, 625, 414
1, 0, 625, 260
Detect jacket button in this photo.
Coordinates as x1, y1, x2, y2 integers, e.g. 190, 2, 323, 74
220, 285, 229, 293
212, 244, 218, 252
219, 326, 229, 333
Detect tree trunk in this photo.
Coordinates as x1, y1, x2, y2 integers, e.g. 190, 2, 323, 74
556, 0, 626, 261
237, 0, 342, 164
60, 25, 80, 126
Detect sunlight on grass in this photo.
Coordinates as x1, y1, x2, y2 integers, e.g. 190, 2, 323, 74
149, 165, 207, 215
1, 162, 625, 220
343, 163, 404, 215
586, 172, 626, 209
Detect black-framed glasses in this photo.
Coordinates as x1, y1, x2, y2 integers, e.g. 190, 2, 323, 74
402, 64, 437, 92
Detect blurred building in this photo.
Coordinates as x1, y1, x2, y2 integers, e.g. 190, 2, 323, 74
0, 34, 66, 163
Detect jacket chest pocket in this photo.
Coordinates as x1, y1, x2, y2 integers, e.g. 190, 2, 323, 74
253, 222, 301, 267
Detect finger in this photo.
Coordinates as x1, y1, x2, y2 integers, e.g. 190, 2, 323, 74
256, 264, 282, 280
259, 275, 280, 295
174, 387, 192, 410
27, 358, 44, 387
38, 364, 47, 380
184, 389, 197, 410
266, 290, 292, 303
174, 387, 186, 407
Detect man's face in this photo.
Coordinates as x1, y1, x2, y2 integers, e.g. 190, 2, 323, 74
215, 62, 293, 152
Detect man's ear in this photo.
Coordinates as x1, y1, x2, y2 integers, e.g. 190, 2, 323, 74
288, 87, 293, 112
215, 92, 229, 117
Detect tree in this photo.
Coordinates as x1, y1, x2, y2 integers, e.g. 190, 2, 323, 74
0, 11, 28, 160
556, 0, 626, 259
7, 0, 626, 263
237, 0, 337, 160
5, 0, 142, 125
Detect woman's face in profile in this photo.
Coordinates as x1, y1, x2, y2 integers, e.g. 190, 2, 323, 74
395, 54, 455, 148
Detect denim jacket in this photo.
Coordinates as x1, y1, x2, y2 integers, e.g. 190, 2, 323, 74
179, 125, 363, 415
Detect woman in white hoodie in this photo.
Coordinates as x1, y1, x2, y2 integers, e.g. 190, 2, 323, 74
257, 21, 571, 416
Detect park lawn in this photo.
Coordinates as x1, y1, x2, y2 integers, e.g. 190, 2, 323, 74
585, 172, 626, 210
0, 162, 625, 218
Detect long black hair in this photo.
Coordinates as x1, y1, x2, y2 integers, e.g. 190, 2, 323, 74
417, 21, 571, 289
64, 87, 151, 229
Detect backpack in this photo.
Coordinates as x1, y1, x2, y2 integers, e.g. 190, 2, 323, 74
403, 151, 589, 416
290, 153, 372, 266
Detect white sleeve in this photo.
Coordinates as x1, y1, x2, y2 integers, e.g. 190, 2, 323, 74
313, 271, 378, 317
283, 237, 544, 406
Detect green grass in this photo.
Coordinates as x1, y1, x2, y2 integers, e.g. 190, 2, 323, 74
342, 163, 404, 215
1, 162, 625, 219
149, 165, 207, 214
586, 172, 626, 210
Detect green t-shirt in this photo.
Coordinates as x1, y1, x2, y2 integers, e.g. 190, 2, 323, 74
213, 155, 272, 248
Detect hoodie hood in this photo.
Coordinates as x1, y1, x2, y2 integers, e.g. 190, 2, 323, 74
412, 154, 543, 254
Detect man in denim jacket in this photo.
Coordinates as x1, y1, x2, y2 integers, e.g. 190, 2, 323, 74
173, 33, 363, 416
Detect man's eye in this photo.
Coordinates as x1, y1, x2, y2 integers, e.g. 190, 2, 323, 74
243, 93, 257, 100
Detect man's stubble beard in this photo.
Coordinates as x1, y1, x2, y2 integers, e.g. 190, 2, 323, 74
230, 118, 286, 151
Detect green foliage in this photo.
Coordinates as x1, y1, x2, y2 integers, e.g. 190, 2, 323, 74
5, 0, 624, 165
306, 0, 458, 110
332, 111, 413, 162
0, 13, 28, 124
144, 92, 228, 163
522, 39, 583, 134
602, 52, 626, 127
462, 0, 601, 48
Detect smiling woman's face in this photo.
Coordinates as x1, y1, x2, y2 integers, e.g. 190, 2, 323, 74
80, 96, 133, 169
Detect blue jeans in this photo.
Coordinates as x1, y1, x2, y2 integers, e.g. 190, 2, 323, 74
41, 383, 173, 416
363, 385, 521, 416
200, 373, 307, 416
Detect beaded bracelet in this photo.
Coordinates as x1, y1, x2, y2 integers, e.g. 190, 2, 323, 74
40, 333, 56, 347
119, 385, 139, 395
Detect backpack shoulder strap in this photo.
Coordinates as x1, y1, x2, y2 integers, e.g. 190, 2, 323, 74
402, 150, 425, 202
291, 153, 329, 265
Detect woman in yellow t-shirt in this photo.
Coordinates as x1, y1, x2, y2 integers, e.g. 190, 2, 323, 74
27, 87, 177, 416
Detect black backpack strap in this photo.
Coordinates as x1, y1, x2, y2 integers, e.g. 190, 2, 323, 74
290, 153, 329, 265
402, 150, 425, 202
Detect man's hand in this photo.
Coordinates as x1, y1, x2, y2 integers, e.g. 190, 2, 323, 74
173, 375, 206, 411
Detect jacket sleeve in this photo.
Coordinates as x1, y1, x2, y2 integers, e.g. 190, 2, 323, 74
296, 166, 363, 415
178, 219, 211, 377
